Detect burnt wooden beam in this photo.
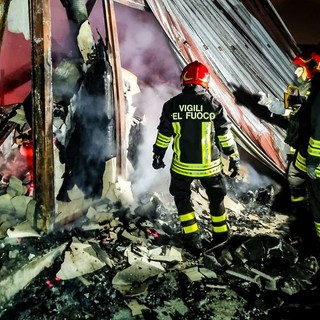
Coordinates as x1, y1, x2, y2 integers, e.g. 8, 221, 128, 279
0, 0, 11, 50
29, 0, 54, 232
0, 104, 18, 146
103, 0, 127, 178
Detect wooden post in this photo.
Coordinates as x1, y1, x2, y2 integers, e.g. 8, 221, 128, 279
29, 0, 54, 232
103, 0, 127, 178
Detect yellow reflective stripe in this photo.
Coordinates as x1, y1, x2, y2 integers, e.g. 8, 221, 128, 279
309, 137, 320, 148
211, 213, 227, 223
183, 224, 199, 234
315, 221, 320, 237
290, 195, 307, 202
308, 137, 320, 157
295, 152, 307, 172
202, 122, 212, 164
155, 132, 171, 148
295, 152, 320, 177
155, 133, 171, 148
212, 225, 228, 233
218, 131, 234, 148
172, 122, 181, 159
157, 132, 171, 143
172, 158, 221, 170
179, 211, 196, 222
171, 158, 222, 177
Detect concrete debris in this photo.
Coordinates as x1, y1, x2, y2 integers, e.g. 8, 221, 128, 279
0, 168, 319, 319
7, 221, 40, 238
112, 260, 164, 295
0, 178, 36, 238
226, 265, 261, 285
6, 176, 26, 197
0, 243, 67, 305
125, 246, 165, 271
0, 174, 319, 319
125, 298, 150, 317
56, 238, 107, 280
182, 267, 205, 282
234, 234, 299, 265
149, 246, 183, 263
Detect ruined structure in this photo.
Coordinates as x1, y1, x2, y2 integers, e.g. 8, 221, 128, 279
0, 0, 319, 318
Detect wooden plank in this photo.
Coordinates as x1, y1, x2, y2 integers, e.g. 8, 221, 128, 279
103, 0, 127, 178
29, 0, 54, 232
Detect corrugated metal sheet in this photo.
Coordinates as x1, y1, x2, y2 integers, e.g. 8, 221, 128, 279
146, 0, 300, 175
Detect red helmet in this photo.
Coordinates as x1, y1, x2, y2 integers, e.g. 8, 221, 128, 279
181, 61, 210, 88
292, 54, 314, 79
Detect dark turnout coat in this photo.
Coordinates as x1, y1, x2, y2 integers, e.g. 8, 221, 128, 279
294, 73, 320, 177
154, 85, 238, 178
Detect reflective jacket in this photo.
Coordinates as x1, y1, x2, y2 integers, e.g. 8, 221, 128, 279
154, 85, 238, 177
294, 73, 320, 177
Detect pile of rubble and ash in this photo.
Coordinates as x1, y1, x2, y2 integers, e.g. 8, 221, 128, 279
0, 174, 319, 320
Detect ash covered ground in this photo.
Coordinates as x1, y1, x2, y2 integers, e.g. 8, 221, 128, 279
1, 174, 320, 320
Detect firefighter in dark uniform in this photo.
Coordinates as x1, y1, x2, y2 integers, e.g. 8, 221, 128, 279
293, 52, 320, 254
258, 54, 313, 210
258, 54, 316, 244
152, 61, 240, 253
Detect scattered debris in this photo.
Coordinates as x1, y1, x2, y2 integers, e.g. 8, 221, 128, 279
0, 179, 319, 319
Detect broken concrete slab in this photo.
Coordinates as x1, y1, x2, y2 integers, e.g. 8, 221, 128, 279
149, 246, 183, 263
0, 193, 15, 214
0, 243, 67, 305
11, 195, 33, 219
112, 260, 164, 296
6, 176, 26, 197
7, 221, 40, 238
56, 237, 107, 280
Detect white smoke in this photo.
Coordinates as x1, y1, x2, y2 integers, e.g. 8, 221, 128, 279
130, 84, 179, 200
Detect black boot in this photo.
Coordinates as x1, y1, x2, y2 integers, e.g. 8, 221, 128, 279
211, 231, 229, 249
182, 232, 203, 255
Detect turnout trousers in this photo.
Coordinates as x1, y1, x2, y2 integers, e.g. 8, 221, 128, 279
169, 171, 228, 236
306, 177, 320, 240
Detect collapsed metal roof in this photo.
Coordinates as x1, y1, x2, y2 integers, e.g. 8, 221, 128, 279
145, 0, 300, 175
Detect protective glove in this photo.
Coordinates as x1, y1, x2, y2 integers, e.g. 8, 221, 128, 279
228, 153, 240, 178
258, 91, 273, 108
258, 92, 286, 115
152, 154, 165, 169
306, 164, 317, 180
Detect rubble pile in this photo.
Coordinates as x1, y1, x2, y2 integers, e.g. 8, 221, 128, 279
0, 178, 319, 319
0, 176, 37, 238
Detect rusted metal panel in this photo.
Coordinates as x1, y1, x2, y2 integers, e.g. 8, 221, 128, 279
103, 0, 127, 178
29, 0, 54, 231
